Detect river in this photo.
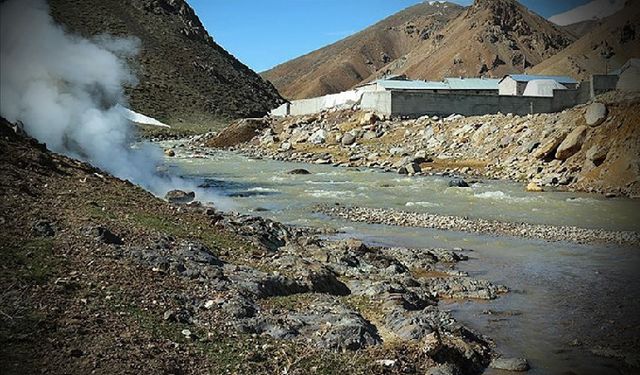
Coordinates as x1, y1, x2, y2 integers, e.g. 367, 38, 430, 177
163, 145, 640, 374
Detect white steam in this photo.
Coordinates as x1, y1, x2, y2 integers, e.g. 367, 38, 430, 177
0, 0, 232, 209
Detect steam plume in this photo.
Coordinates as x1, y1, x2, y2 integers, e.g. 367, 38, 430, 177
0, 0, 232, 208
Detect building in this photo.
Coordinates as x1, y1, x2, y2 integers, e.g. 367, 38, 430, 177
499, 74, 579, 96
357, 77, 500, 95
615, 59, 640, 92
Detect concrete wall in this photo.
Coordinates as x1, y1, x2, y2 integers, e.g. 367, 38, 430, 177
389, 90, 587, 117
270, 103, 290, 117
591, 75, 620, 97
289, 97, 328, 116
361, 91, 392, 115
498, 77, 518, 96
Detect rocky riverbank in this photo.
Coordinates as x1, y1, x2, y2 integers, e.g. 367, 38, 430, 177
199, 91, 640, 198
315, 204, 640, 247
0, 118, 530, 374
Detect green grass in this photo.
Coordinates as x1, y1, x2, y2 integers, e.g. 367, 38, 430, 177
0, 238, 58, 284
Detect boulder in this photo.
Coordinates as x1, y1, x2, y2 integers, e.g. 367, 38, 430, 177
585, 103, 607, 127
448, 178, 469, 188
555, 126, 587, 160
534, 133, 567, 159
287, 168, 311, 175
341, 133, 356, 146
359, 112, 378, 126
526, 182, 544, 192
165, 189, 195, 204
280, 142, 292, 151
586, 145, 608, 165
164, 149, 175, 157
309, 129, 327, 144
405, 162, 422, 174
490, 357, 529, 372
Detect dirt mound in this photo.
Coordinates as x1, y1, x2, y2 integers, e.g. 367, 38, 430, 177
206, 118, 270, 148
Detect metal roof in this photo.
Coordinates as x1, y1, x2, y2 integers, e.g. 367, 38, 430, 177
444, 78, 500, 90
376, 79, 449, 90
504, 74, 578, 84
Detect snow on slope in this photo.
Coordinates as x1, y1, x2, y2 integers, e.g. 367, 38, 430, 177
116, 104, 170, 128
548, 0, 626, 26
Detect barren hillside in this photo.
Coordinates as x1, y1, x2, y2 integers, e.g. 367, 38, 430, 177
378, 0, 575, 82
261, 1, 464, 99
530, 2, 640, 79
49, 0, 283, 127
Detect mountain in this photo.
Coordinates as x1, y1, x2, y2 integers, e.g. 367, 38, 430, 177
263, 0, 575, 100
373, 0, 575, 83
530, 1, 640, 79
548, 0, 626, 26
48, 0, 283, 127
261, 1, 464, 99
563, 20, 600, 38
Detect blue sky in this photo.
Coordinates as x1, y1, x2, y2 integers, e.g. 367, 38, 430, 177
188, 0, 591, 73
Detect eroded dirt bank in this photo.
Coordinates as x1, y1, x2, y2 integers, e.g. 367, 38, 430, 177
201, 91, 640, 198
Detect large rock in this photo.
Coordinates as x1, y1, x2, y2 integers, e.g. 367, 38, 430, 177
165, 189, 195, 204
586, 144, 608, 165
309, 129, 327, 144
341, 133, 356, 146
359, 112, 378, 126
490, 357, 529, 372
555, 126, 587, 160
534, 133, 567, 159
448, 178, 469, 188
585, 103, 607, 127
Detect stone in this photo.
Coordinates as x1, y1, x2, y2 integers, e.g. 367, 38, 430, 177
556, 126, 587, 160
280, 142, 292, 151
526, 182, 544, 192
534, 133, 567, 159
585, 103, 607, 127
586, 145, 608, 165
362, 130, 378, 140
448, 178, 469, 188
165, 190, 195, 204
405, 162, 422, 174
287, 168, 311, 175
490, 357, 529, 372
95, 227, 124, 245
360, 112, 378, 126
164, 149, 175, 157
32, 220, 55, 237
309, 129, 327, 144
341, 133, 356, 146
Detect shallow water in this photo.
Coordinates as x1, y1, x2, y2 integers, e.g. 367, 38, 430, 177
163, 146, 640, 374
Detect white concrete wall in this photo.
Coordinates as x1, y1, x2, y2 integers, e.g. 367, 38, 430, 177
499, 77, 518, 96
360, 91, 392, 116
270, 103, 290, 117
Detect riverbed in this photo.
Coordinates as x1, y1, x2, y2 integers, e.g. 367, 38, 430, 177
163, 144, 640, 374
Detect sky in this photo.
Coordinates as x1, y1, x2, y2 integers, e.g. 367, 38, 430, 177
188, 0, 592, 73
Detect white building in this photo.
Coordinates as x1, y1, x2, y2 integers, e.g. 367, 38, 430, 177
499, 75, 578, 96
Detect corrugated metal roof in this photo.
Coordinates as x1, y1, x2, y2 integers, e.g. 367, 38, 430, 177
505, 74, 578, 84
376, 79, 449, 90
444, 78, 500, 90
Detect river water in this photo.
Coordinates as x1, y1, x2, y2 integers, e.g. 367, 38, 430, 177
163, 146, 640, 374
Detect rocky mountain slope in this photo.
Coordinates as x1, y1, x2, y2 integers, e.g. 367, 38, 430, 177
378, 0, 575, 83
0, 116, 513, 374
48, 0, 283, 127
530, 1, 640, 79
263, 0, 575, 100
262, 1, 463, 99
